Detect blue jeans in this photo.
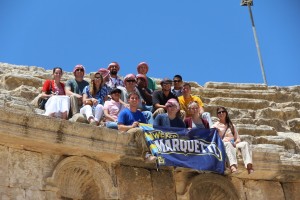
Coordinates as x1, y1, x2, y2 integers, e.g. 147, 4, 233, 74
142, 111, 154, 125
106, 121, 118, 129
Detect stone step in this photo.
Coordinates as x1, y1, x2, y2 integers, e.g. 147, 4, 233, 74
204, 82, 268, 90
194, 88, 300, 103
241, 135, 299, 154
236, 124, 277, 136
206, 97, 272, 110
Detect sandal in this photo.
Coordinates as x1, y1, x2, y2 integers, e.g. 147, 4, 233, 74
230, 165, 238, 174
247, 163, 254, 174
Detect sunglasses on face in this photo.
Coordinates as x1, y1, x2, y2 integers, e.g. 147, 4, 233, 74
76, 69, 84, 72
217, 110, 226, 115
173, 80, 181, 83
126, 79, 136, 83
94, 77, 102, 80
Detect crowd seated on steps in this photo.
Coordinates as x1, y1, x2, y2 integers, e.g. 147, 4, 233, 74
35, 63, 253, 173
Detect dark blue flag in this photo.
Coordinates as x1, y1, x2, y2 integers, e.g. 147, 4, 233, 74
142, 126, 226, 174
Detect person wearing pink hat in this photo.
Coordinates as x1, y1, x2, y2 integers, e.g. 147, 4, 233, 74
137, 62, 157, 91
97, 68, 113, 94
118, 73, 154, 124
107, 62, 124, 88
65, 64, 89, 116
136, 73, 153, 112
153, 98, 185, 128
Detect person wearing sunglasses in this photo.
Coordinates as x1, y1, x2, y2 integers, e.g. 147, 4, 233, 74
154, 98, 185, 128
65, 64, 89, 117
152, 78, 178, 119
171, 74, 183, 97
118, 74, 154, 124
212, 106, 254, 174
80, 72, 109, 126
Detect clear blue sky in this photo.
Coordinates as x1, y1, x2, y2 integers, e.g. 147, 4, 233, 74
0, 0, 299, 86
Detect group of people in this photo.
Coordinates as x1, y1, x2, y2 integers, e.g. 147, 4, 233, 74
39, 62, 254, 174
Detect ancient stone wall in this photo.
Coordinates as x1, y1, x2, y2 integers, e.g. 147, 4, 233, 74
0, 63, 300, 199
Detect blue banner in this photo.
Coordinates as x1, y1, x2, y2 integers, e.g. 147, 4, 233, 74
142, 125, 226, 174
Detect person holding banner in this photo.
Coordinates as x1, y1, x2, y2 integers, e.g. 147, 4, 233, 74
153, 98, 185, 128
213, 106, 254, 174
118, 92, 156, 162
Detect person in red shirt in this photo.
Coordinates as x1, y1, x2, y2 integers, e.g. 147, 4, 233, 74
41, 67, 70, 119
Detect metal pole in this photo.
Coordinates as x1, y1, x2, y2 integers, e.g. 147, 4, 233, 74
247, 3, 268, 86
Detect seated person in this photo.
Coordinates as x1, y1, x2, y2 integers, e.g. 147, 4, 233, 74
103, 88, 124, 129
42, 67, 70, 120
152, 78, 178, 118
136, 73, 153, 112
171, 74, 183, 97
80, 72, 109, 126
178, 82, 213, 127
212, 106, 254, 174
118, 92, 156, 162
65, 64, 89, 116
184, 101, 209, 129
119, 74, 153, 124
154, 98, 185, 128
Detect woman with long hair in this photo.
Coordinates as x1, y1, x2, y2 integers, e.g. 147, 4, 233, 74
213, 106, 254, 174
41, 67, 70, 119
80, 72, 109, 126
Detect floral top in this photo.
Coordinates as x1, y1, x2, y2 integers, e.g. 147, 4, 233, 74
82, 85, 109, 105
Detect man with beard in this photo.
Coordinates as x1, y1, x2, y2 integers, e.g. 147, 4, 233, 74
152, 78, 178, 118
107, 62, 124, 88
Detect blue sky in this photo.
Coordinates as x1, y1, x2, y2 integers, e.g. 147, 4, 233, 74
0, 0, 299, 86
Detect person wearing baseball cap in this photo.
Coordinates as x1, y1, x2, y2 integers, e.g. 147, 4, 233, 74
107, 62, 124, 88
65, 64, 89, 116
137, 62, 157, 91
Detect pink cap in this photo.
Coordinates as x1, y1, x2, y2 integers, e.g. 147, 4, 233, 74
107, 62, 120, 71
136, 73, 148, 87
73, 64, 85, 74
97, 68, 110, 78
124, 73, 136, 82
137, 62, 149, 74
165, 98, 180, 110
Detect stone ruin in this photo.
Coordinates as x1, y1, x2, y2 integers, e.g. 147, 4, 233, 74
0, 62, 299, 200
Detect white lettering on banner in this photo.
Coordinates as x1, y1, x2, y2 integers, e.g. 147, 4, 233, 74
153, 139, 222, 160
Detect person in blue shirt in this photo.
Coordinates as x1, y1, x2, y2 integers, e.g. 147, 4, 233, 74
118, 92, 156, 163
154, 98, 185, 128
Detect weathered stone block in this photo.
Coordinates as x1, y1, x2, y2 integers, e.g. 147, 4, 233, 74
8, 148, 43, 190
116, 165, 153, 200
244, 180, 284, 200
0, 145, 9, 187
0, 186, 25, 200
151, 170, 176, 200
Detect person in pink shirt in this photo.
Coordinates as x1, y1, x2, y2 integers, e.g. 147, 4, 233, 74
213, 106, 254, 174
103, 88, 124, 129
